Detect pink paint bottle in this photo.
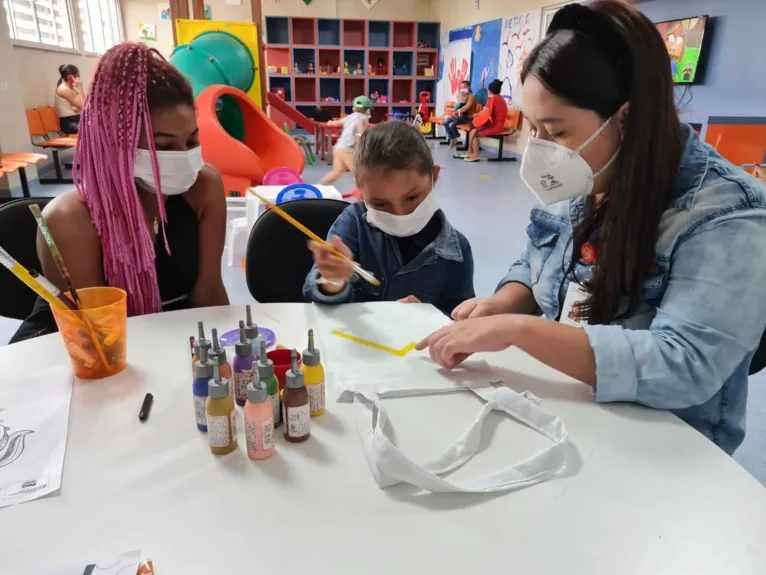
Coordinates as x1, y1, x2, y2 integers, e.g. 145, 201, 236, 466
244, 380, 276, 460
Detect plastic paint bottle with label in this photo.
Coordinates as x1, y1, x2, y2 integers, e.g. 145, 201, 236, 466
232, 320, 256, 407
245, 304, 263, 360
283, 349, 310, 443
244, 380, 276, 460
209, 327, 233, 385
193, 345, 213, 432
206, 357, 237, 455
257, 339, 281, 428
301, 329, 325, 417
192, 321, 211, 375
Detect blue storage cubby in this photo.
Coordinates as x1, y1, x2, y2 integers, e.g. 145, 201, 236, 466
393, 51, 414, 76
343, 49, 366, 76
368, 78, 389, 101
415, 79, 436, 102
293, 48, 317, 75
317, 19, 341, 46
266, 17, 290, 45
368, 21, 391, 48
416, 22, 439, 48
269, 77, 292, 102
319, 78, 342, 103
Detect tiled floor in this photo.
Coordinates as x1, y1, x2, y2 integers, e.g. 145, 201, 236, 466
2, 139, 764, 484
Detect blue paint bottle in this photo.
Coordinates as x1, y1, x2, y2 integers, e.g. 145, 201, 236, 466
193, 345, 214, 432
245, 305, 263, 360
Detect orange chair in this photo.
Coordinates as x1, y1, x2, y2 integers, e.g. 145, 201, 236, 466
26, 109, 76, 185
455, 104, 484, 151
487, 110, 523, 163
0, 152, 47, 197
39, 106, 78, 139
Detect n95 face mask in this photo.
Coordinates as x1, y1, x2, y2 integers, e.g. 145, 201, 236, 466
364, 190, 439, 238
520, 116, 619, 206
134, 146, 204, 196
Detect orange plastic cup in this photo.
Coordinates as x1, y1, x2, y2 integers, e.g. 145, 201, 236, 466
51, 287, 128, 379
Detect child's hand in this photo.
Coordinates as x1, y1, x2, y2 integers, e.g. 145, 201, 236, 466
309, 236, 355, 288
451, 297, 502, 321
398, 295, 421, 304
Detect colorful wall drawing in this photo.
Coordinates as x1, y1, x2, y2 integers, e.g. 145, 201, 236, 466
469, 18, 502, 93
442, 37, 473, 105
436, 31, 449, 113
498, 11, 542, 104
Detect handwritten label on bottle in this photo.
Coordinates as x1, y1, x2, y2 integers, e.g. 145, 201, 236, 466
262, 419, 275, 451
208, 414, 232, 447
234, 369, 254, 402
308, 382, 325, 415
231, 411, 237, 439
245, 420, 259, 453
194, 396, 207, 428
286, 404, 310, 439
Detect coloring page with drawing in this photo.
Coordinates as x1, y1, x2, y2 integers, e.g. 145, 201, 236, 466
0, 365, 73, 509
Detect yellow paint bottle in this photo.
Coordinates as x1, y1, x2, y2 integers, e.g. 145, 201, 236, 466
206, 357, 237, 455
301, 329, 325, 417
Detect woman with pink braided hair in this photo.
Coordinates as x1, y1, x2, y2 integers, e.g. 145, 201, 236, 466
12, 42, 228, 342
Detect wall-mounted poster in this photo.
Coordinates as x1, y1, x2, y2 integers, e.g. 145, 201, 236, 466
138, 23, 157, 41
443, 37, 472, 104
204, 4, 212, 19
469, 19, 502, 94
497, 11, 541, 105
159, 3, 170, 20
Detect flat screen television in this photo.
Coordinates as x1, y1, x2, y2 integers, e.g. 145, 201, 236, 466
655, 15, 709, 84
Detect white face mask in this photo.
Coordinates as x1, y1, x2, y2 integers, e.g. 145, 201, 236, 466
460, 88, 469, 94
134, 146, 204, 196
520, 116, 620, 206
364, 189, 439, 237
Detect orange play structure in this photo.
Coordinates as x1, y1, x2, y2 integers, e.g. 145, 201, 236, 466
704, 119, 766, 171
196, 85, 305, 195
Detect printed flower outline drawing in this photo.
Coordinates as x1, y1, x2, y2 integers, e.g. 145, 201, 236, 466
449, 57, 469, 96
0, 418, 33, 469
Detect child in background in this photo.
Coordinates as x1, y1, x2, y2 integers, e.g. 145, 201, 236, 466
304, 121, 475, 316
319, 95, 372, 185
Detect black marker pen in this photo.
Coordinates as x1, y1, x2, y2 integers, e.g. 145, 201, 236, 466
139, 393, 154, 422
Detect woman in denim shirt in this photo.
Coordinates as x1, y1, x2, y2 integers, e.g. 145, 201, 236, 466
418, 1, 766, 454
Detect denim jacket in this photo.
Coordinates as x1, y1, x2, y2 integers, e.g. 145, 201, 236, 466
303, 203, 475, 315
500, 125, 766, 454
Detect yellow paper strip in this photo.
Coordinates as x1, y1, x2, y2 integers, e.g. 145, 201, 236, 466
331, 330, 416, 357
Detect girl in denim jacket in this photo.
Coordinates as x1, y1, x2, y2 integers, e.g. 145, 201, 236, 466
418, 1, 766, 454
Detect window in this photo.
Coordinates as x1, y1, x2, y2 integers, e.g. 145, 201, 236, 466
78, 0, 122, 54
3, 0, 75, 49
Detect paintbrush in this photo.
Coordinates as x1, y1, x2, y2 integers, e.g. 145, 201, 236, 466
252, 191, 381, 287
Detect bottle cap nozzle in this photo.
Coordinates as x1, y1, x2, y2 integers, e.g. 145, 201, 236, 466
256, 340, 274, 378
285, 348, 305, 389
210, 327, 228, 364
195, 344, 214, 379
244, 304, 259, 340
302, 328, 321, 366
197, 321, 211, 352
247, 380, 268, 403
235, 320, 253, 357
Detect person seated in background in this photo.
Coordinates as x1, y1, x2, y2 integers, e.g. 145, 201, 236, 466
303, 121, 475, 316
443, 81, 477, 148
461, 79, 508, 162
55, 64, 84, 134
754, 164, 766, 184
11, 43, 228, 343
318, 95, 372, 186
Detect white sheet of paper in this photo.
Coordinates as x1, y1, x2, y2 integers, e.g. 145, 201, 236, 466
16, 550, 141, 575
0, 365, 73, 509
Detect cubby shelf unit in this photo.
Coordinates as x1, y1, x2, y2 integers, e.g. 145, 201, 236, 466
264, 16, 439, 121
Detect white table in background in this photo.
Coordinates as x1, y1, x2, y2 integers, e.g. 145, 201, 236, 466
246, 185, 343, 229
1, 303, 765, 575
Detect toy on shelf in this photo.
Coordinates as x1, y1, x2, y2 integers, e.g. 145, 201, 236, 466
280, 66, 289, 74
401, 64, 408, 75
267, 66, 277, 74
307, 62, 315, 74
344, 62, 350, 75
424, 66, 434, 77
369, 91, 379, 103
353, 63, 363, 76
417, 41, 431, 48
335, 66, 341, 75
321, 96, 340, 103
367, 64, 372, 75
377, 58, 386, 76
293, 63, 301, 74
378, 94, 387, 104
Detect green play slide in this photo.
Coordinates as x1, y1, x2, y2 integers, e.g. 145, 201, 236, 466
169, 30, 255, 142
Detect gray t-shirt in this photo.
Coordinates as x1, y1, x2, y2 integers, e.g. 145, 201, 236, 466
335, 112, 369, 150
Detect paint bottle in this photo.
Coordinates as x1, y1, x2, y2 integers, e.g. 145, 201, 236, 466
192, 345, 213, 432
245, 304, 263, 360
206, 357, 237, 455
232, 320, 256, 407
301, 329, 325, 417
283, 349, 310, 443
192, 321, 211, 375
257, 339, 281, 428
209, 328, 233, 389
190, 336, 197, 374
244, 380, 276, 460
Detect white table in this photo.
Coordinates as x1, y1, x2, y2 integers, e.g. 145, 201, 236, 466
1, 303, 765, 574
246, 185, 343, 230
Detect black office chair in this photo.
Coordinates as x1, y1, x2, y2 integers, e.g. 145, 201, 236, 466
0, 197, 53, 320
245, 198, 349, 303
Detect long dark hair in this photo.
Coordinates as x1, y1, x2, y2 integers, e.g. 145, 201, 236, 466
521, 0, 684, 324
57, 64, 79, 86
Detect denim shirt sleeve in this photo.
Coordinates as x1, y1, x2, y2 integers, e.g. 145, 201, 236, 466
435, 237, 476, 315
585, 214, 766, 410
496, 241, 533, 292
302, 206, 359, 305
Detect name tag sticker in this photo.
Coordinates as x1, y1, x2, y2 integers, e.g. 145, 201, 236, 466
560, 282, 589, 327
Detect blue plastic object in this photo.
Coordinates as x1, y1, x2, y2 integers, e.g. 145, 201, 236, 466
276, 184, 323, 204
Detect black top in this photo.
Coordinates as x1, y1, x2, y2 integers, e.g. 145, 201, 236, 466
10, 194, 199, 343
395, 213, 442, 266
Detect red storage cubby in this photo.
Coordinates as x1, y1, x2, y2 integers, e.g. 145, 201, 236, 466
292, 18, 316, 45
343, 20, 366, 47
368, 50, 390, 76
416, 51, 436, 77
393, 22, 415, 48
392, 79, 413, 104
294, 77, 317, 103
344, 78, 366, 103
266, 47, 291, 75
318, 48, 341, 75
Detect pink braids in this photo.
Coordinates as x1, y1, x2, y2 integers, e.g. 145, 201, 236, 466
73, 43, 191, 317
